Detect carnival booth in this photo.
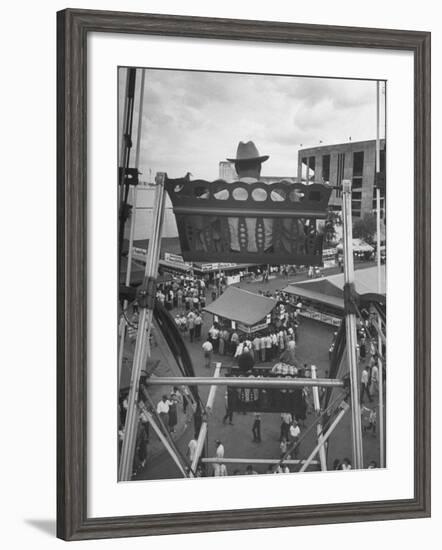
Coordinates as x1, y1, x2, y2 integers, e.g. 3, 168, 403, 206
283, 265, 386, 327
204, 286, 276, 334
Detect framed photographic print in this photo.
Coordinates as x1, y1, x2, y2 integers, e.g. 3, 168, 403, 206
57, 8, 431, 541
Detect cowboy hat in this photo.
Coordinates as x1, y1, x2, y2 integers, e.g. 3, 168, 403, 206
227, 141, 269, 163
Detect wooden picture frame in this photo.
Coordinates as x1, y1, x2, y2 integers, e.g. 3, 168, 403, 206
57, 8, 431, 541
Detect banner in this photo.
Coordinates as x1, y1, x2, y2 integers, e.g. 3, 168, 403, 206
299, 308, 341, 326
227, 383, 307, 414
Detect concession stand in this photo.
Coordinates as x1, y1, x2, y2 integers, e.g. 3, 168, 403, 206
203, 286, 277, 334
283, 265, 386, 327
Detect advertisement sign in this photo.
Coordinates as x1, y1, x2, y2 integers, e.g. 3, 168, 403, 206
299, 308, 341, 327
164, 252, 185, 264
237, 321, 269, 334
200, 262, 239, 272
132, 247, 147, 261
226, 274, 241, 285
322, 247, 337, 268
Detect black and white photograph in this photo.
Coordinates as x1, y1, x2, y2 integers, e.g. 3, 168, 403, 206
117, 66, 387, 482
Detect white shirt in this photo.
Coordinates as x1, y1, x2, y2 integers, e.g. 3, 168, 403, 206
235, 342, 244, 357
202, 341, 213, 353
188, 439, 198, 461
290, 424, 301, 438
156, 400, 170, 414
215, 444, 225, 459
361, 369, 369, 384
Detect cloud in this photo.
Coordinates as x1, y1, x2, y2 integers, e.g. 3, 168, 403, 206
121, 68, 383, 180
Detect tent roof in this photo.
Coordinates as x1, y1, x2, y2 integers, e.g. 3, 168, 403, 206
204, 287, 276, 325
283, 265, 386, 309
284, 284, 344, 310
321, 266, 386, 296
336, 238, 374, 252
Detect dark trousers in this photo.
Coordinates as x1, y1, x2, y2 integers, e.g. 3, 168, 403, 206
223, 408, 233, 424
252, 419, 261, 442
280, 422, 290, 441
360, 383, 372, 403
189, 327, 195, 342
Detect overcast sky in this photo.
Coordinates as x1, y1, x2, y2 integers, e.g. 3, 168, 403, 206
119, 68, 386, 181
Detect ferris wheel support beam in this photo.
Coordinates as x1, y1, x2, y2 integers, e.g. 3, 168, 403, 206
118, 173, 166, 482
341, 179, 364, 469
146, 376, 344, 388
190, 363, 222, 474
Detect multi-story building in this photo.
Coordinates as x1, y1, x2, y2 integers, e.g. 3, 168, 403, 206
297, 139, 386, 219
219, 161, 237, 182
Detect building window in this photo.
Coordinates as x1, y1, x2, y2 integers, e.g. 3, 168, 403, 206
352, 151, 364, 214
308, 156, 316, 182
372, 197, 385, 219
353, 151, 364, 176
301, 156, 316, 183
322, 154, 330, 182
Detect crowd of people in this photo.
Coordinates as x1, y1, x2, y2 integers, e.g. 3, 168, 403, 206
120, 258, 384, 478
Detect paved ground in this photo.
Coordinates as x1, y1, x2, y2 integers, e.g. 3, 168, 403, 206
126, 265, 384, 481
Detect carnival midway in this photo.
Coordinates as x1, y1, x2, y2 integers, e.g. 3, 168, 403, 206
117, 68, 386, 482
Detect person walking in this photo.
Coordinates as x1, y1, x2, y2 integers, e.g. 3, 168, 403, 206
259, 333, 266, 362
187, 312, 196, 343
360, 367, 373, 403
238, 346, 254, 373
230, 331, 239, 356
222, 391, 234, 425
202, 339, 213, 369
252, 413, 262, 442
194, 312, 202, 340
156, 395, 171, 431
213, 440, 226, 477
187, 434, 198, 464
370, 361, 379, 396
208, 324, 220, 353
252, 333, 261, 362
280, 412, 292, 441
168, 392, 178, 433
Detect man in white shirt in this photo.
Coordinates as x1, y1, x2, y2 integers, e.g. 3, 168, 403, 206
265, 334, 272, 361
208, 325, 220, 353
360, 367, 373, 404
202, 339, 213, 368
156, 395, 171, 428
260, 334, 267, 362
252, 335, 261, 361
370, 363, 379, 395
187, 436, 198, 463
280, 412, 292, 441
215, 440, 224, 458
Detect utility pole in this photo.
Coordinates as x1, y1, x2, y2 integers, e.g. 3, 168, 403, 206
342, 179, 364, 469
